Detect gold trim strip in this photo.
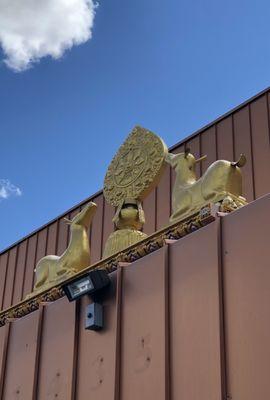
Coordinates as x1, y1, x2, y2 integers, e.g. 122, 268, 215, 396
0, 204, 216, 327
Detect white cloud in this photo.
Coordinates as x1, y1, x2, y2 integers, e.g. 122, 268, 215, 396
0, 179, 22, 199
0, 0, 96, 72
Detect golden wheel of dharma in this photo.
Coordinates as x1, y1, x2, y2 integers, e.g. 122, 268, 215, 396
104, 126, 168, 206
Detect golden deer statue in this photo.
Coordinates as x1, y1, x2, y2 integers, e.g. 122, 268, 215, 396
30, 202, 97, 295
166, 149, 247, 223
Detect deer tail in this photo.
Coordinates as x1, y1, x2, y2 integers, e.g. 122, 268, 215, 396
231, 154, 246, 168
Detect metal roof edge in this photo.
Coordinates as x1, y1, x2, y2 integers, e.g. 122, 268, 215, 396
170, 85, 270, 151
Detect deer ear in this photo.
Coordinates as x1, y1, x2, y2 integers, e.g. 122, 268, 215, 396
185, 148, 191, 158
165, 152, 175, 165
165, 152, 179, 168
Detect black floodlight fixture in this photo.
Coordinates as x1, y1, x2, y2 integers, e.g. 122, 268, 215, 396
63, 269, 110, 302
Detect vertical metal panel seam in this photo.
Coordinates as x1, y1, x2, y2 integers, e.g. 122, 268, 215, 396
30, 235, 47, 399
21, 234, 37, 296
32, 306, 45, 400
67, 212, 72, 248
0, 324, 10, 400
100, 196, 105, 258
54, 218, 60, 255
0, 256, 8, 310
247, 104, 256, 200
231, 114, 236, 161
214, 124, 218, 159
30, 229, 47, 292
1, 252, 10, 310
61, 212, 70, 250
154, 187, 157, 232
88, 206, 93, 248
20, 239, 29, 302
218, 217, 229, 400
71, 300, 81, 400
265, 91, 270, 146
114, 206, 117, 232
169, 166, 172, 217
164, 245, 170, 400
88, 223, 93, 263
199, 133, 202, 177
32, 233, 38, 289
44, 225, 49, 254
114, 266, 123, 400
32, 228, 49, 293
10, 247, 19, 306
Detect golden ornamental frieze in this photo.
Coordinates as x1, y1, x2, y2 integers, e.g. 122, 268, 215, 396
0, 204, 217, 328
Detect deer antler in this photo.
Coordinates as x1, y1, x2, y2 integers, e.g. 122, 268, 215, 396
195, 155, 207, 164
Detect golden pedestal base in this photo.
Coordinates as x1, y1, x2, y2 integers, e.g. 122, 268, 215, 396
103, 229, 148, 259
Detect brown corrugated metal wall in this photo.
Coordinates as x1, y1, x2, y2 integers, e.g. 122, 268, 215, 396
0, 89, 270, 399
1, 195, 270, 399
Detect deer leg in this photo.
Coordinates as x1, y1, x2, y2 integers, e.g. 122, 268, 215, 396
56, 263, 68, 276
34, 263, 49, 289
55, 260, 76, 277
170, 192, 191, 222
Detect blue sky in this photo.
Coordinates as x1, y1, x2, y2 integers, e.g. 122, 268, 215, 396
0, 0, 270, 251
